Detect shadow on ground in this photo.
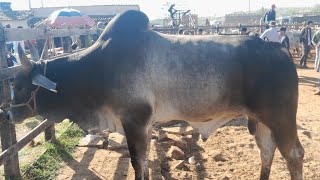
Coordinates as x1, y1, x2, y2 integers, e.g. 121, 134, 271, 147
299, 76, 318, 87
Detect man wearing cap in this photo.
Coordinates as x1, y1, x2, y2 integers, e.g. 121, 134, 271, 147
299, 20, 313, 68
260, 21, 279, 42
263, 4, 276, 29
279, 27, 290, 50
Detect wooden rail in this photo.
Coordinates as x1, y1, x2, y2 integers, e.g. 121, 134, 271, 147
0, 119, 53, 166
152, 23, 320, 34
0, 65, 22, 81
0, 23, 98, 179
5, 28, 98, 41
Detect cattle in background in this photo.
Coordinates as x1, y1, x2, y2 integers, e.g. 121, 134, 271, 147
8, 10, 303, 180
244, 30, 301, 57
287, 31, 301, 57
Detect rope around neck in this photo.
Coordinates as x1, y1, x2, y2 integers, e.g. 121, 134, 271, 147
9, 61, 48, 115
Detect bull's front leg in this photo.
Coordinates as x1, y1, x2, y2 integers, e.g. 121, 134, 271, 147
120, 104, 153, 180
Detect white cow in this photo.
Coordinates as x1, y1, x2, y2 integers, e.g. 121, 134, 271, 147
286, 31, 301, 57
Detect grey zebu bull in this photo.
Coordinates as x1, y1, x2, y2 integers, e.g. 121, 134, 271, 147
7, 10, 303, 180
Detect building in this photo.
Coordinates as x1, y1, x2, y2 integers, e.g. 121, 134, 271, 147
30, 5, 140, 25
0, 2, 140, 28
224, 12, 263, 26
290, 13, 320, 24
0, 2, 33, 28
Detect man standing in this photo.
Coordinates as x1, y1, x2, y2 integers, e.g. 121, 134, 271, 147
13, 26, 25, 60
239, 27, 247, 35
260, 21, 279, 42
168, 4, 177, 19
313, 28, 320, 95
263, 4, 276, 29
279, 27, 290, 49
312, 28, 320, 71
299, 20, 313, 68
206, 19, 210, 26
5, 24, 14, 53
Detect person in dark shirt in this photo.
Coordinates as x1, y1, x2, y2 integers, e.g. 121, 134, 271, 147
299, 20, 313, 68
178, 29, 184, 35
239, 27, 247, 35
263, 4, 276, 29
168, 4, 177, 19
5, 24, 14, 53
279, 27, 290, 49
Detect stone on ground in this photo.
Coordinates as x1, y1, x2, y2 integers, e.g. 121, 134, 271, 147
167, 146, 185, 160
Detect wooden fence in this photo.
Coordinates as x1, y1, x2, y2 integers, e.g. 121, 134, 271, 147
152, 23, 320, 34
0, 24, 98, 179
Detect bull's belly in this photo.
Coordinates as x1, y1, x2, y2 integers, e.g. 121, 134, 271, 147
91, 93, 247, 140
153, 101, 247, 140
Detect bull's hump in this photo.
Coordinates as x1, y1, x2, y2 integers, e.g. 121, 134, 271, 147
101, 10, 149, 40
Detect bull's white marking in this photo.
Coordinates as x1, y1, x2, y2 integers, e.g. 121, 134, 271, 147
255, 122, 276, 171
288, 139, 304, 180
153, 103, 181, 123
289, 143, 304, 160
189, 119, 231, 140
95, 107, 124, 135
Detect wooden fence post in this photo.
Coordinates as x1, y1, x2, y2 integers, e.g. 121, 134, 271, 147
62, 36, 72, 53
79, 34, 86, 48
0, 23, 21, 180
40, 39, 49, 60
44, 124, 56, 142
36, 39, 45, 58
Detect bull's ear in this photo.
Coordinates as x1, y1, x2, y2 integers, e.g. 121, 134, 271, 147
27, 40, 40, 61
32, 74, 57, 93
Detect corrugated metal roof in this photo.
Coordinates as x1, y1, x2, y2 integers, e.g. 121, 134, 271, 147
0, 10, 33, 21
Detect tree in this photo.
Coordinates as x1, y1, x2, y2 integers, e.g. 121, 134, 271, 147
312, 4, 320, 12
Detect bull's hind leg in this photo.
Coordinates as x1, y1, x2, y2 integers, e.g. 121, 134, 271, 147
258, 109, 304, 180
278, 138, 304, 180
272, 114, 304, 180
254, 122, 276, 180
120, 103, 153, 180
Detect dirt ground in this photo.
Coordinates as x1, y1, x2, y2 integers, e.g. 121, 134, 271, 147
56, 60, 320, 180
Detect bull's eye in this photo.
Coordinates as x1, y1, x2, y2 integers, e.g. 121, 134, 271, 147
14, 86, 23, 92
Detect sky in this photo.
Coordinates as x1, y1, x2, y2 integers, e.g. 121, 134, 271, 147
6, 0, 320, 20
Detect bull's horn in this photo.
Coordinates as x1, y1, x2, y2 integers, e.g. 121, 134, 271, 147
18, 43, 33, 71
27, 40, 40, 61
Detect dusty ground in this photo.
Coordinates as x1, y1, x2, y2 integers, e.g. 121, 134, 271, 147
56, 60, 320, 180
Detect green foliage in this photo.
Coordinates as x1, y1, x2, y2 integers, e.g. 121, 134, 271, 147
150, 19, 163, 25
312, 4, 320, 12
25, 118, 41, 130
23, 124, 85, 180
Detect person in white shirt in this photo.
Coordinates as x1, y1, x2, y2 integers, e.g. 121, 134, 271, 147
260, 21, 280, 42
